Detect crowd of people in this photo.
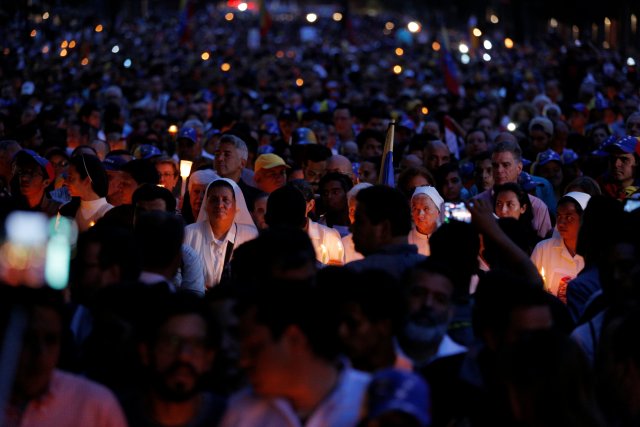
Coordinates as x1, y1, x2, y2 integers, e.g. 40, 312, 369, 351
1, 3, 640, 427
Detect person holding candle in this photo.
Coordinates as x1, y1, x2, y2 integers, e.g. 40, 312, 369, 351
59, 154, 112, 232
530, 192, 591, 302
184, 178, 258, 289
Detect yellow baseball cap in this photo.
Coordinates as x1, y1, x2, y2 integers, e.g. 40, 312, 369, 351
254, 154, 289, 172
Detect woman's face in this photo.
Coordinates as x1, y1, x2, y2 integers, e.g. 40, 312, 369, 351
495, 190, 526, 220
65, 164, 91, 198
411, 194, 439, 233
190, 184, 207, 216
205, 185, 236, 227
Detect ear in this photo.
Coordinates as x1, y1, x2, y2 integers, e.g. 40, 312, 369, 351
306, 198, 316, 216
42, 178, 51, 188
520, 205, 527, 215
516, 161, 523, 175
240, 158, 247, 169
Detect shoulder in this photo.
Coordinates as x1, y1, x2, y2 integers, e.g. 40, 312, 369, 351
53, 370, 121, 405
236, 223, 259, 240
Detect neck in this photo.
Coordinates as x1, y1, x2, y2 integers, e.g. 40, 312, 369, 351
564, 238, 578, 257
210, 221, 233, 240
620, 177, 635, 189
82, 191, 101, 202
355, 341, 397, 372
148, 392, 200, 426
416, 223, 437, 236
287, 359, 338, 418
26, 192, 44, 208
226, 170, 242, 183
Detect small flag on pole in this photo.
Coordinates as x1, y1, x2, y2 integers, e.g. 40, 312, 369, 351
378, 121, 395, 187
258, 0, 272, 40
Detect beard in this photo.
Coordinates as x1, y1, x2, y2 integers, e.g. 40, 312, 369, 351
150, 362, 201, 402
400, 308, 449, 350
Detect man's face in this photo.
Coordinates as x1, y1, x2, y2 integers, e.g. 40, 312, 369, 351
360, 138, 383, 158
333, 108, 352, 136
475, 159, 494, 191
115, 172, 138, 206
106, 170, 124, 205
351, 201, 384, 256
215, 142, 245, 180
556, 202, 581, 243
15, 163, 49, 201
156, 163, 178, 192
424, 145, 450, 172
238, 308, 295, 397
626, 114, 640, 137
14, 306, 62, 399
190, 184, 207, 216
402, 270, 454, 348
529, 129, 550, 153
321, 180, 347, 213
146, 314, 214, 401
255, 167, 287, 194
537, 161, 563, 188
338, 303, 386, 369
304, 160, 326, 190
492, 151, 522, 186
358, 161, 378, 185
466, 131, 488, 157
609, 150, 637, 184
177, 139, 198, 161
442, 171, 462, 202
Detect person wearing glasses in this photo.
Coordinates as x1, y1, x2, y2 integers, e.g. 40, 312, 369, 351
60, 154, 113, 231
11, 149, 61, 216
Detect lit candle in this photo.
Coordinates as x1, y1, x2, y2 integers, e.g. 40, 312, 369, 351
88, 221, 95, 228
168, 124, 178, 136
336, 241, 344, 263
320, 244, 329, 264
178, 160, 193, 210
540, 266, 546, 287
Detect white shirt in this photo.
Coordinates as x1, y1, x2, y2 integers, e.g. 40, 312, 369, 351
220, 367, 370, 427
184, 221, 258, 288
531, 234, 585, 298
407, 227, 431, 256
76, 198, 113, 232
308, 220, 345, 265
341, 233, 363, 263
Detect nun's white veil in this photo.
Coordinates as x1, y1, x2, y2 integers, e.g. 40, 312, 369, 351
197, 177, 256, 230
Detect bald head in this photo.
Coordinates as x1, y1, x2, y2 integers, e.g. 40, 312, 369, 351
326, 154, 353, 179
494, 132, 518, 145
400, 153, 423, 170
423, 140, 451, 173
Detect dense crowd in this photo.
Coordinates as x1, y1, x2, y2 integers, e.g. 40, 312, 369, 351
1, 3, 640, 427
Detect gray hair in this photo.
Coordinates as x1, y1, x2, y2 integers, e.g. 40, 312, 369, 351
492, 140, 522, 162
219, 134, 248, 161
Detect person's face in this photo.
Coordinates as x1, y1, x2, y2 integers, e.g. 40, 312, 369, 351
146, 314, 214, 401
48, 155, 68, 179
115, 172, 138, 206
529, 129, 550, 153
406, 175, 429, 197
477, 118, 493, 135
442, 171, 462, 202
591, 128, 609, 146
215, 142, 245, 179
358, 161, 378, 185
348, 197, 357, 224
492, 151, 522, 186
556, 202, 581, 243
106, 170, 123, 204
87, 110, 101, 129
609, 151, 637, 184
366, 117, 387, 133
338, 303, 386, 369
304, 160, 326, 190
626, 114, 640, 137
423, 122, 440, 138
537, 161, 563, 188
360, 138, 383, 158
205, 186, 236, 227
495, 190, 526, 219
256, 166, 287, 193
333, 108, 352, 135
475, 158, 494, 191
190, 184, 207, 216
251, 196, 268, 230
238, 308, 295, 397
351, 201, 384, 256
411, 195, 439, 234
424, 146, 450, 172
15, 163, 49, 200
14, 306, 62, 400
321, 180, 347, 213
466, 131, 488, 157
177, 139, 198, 161
156, 163, 178, 192
65, 164, 92, 198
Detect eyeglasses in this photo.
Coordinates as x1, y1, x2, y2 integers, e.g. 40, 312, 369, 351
80, 155, 93, 183
14, 168, 44, 179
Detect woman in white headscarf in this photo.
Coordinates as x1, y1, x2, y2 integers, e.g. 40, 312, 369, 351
409, 186, 444, 256
184, 177, 258, 288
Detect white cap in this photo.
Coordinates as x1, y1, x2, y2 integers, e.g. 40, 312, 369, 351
412, 186, 444, 212
563, 191, 591, 211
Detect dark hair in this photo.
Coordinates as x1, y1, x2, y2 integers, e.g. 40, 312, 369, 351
356, 186, 411, 237
493, 182, 534, 223
132, 183, 177, 213
265, 185, 307, 229
120, 159, 160, 186
134, 211, 184, 271
557, 195, 584, 216
69, 154, 109, 197
434, 162, 461, 193
287, 179, 314, 202
397, 166, 435, 200
318, 171, 354, 195
493, 140, 523, 162
205, 179, 236, 200
465, 128, 489, 144
303, 144, 332, 164
356, 129, 385, 151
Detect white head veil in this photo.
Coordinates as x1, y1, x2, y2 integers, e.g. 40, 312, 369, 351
196, 177, 256, 230
188, 169, 219, 193
412, 186, 445, 212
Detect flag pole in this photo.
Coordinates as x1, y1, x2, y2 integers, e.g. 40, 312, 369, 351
378, 120, 395, 187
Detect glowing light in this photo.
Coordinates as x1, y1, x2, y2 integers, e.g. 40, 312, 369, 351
111, 45, 120, 53
421, 107, 429, 115
458, 43, 469, 54
295, 78, 304, 87
627, 57, 636, 67
333, 12, 343, 22
201, 51, 210, 61
43, 12, 50, 20
407, 21, 421, 33
81, 57, 89, 66
483, 53, 491, 61
168, 125, 178, 135
276, 50, 284, 58
504, 38, 514, 49
123, 58, 132, 68
30, 29, 37, 38
507, 122, 516, 131
59, 48, 68, 57
490, 14, 499, 24
95, 24, 103, 33
42, 46, 49, 54
385, 22, 395, 31
432, 41, 441, 51
237, 2, 248, 12
225, 12, 234, 21
604, 17, 611, 26
461, 54, 470, 64
393, 65, 402, 74
395, 47, 404, 56
602, 41, 609, 49
472, 27, 482, 37
483, 40, 492, 50
549, 18, 558, 29
221, 62, 231, 72
68, 40, 76, 49
306, 13, 317, 23
180, 160, 193, 178
61, 40, 68, 49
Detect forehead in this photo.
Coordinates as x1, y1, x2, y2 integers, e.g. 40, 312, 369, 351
496, 190, 518, 200
207, 185, 235, 198
323, 180, 345, 191
156, 162, 175, 171
410, 270, 454, 295
161, 314, 207, 336
218, 142, 238, 152
492, 151, 516, 163
412, 194, 436, 208
557, 201, 579, 214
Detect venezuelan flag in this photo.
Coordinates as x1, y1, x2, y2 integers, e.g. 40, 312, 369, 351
378, 121, 395, 187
